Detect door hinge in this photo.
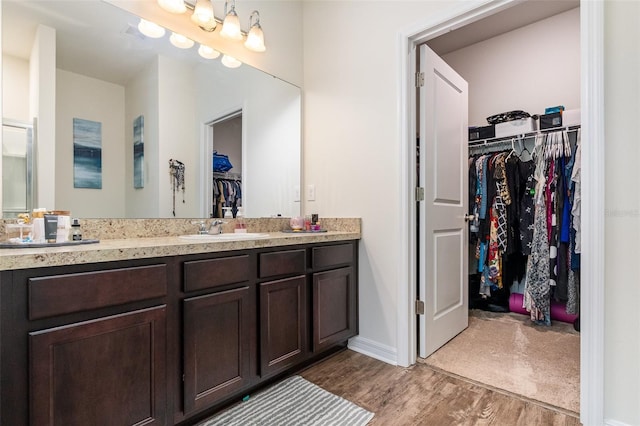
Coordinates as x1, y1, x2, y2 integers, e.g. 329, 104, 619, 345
182, 374, 185, 382
415, 72, 424, 88
415, 187, 425, 202
415, 300, 425, 315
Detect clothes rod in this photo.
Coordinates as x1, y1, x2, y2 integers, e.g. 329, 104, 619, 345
468, 124, 581, 147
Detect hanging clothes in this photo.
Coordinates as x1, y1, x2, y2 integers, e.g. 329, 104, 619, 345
468, 127, 581, 324
212, 176, 242, 218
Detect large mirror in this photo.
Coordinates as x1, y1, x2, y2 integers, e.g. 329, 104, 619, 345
1, 0, 301, 219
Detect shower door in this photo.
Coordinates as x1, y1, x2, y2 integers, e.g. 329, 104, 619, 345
2, 120, 34, 218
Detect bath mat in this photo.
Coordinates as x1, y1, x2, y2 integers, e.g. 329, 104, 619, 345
198, 375, 374, 426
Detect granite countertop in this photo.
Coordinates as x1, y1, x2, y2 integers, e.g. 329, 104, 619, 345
0, 230, 361, 271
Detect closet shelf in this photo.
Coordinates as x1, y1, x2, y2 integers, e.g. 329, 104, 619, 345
468, 124, 581, 147
213, 171, 242, 180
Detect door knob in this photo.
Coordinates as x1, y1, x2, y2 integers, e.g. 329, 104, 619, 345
464, 214, 477, 222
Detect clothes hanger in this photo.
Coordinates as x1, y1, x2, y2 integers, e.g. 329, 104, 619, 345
505, 138, 517, 161
519, 137, 532, 161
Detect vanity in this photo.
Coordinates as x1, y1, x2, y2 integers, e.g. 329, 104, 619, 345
0, 225, 360, 425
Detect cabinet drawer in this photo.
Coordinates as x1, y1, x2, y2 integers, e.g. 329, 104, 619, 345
312, 243, 354, 269
259, 250, 306, 278
184, 255, 251, 292
29, 265, 167, 320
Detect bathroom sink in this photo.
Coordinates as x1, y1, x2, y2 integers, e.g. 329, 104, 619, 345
178, 233, 270, 241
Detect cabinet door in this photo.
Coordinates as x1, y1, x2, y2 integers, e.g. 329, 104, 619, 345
313, 267, 357, 352
183, 287, 254, 414
29, 306, 166, 426
259, 276, 307, 377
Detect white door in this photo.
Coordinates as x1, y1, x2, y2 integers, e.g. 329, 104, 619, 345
418, 44, 469, 358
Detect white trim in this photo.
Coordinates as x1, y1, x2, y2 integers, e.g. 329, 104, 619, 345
579, 2, 605, 425
395, 29, 415, 368
605, 420, 633, 426
397, 0, 604, 424
348, 336, 398, 366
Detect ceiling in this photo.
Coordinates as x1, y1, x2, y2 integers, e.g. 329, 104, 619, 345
2, 0, 200, 86
2, 0, 580, 86
428, 0, 580, 55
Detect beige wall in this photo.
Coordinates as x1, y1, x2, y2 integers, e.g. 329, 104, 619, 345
2, 55, 30, 121
125, 58, 160, 218
442, 7, 580, 127
55, 70, 126, 218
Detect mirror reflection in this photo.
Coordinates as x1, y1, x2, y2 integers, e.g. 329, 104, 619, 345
1, 0, 301, 219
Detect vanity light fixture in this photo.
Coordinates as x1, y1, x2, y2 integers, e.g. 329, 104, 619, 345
139, 0, 263, 66
170, 32, 195, 49
190, 0, 216, 32
220, 0, 243, 41
158, 0, 187, 14
221, 54, 242, 68
244, 11, 265, 52
138, 19, 166, 38
198, 44, 221, 59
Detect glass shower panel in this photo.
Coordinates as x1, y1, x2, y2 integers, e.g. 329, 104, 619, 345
2, 121, 33, 218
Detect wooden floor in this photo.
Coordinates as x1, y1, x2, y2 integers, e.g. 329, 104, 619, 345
300, 350, 581, 426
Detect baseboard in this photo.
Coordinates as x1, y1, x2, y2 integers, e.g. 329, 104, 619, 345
605, 419, 634, 426
348, 336, 398, 366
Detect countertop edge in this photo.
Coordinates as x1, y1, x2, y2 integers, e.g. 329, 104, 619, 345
0, 232, 361, 271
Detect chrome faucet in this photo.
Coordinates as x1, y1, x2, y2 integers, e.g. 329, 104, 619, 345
193, 220, 226, 235
208, 220, 226, 235
195, 221, 209, 235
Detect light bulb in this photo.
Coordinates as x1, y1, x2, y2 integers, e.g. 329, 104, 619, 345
244, 25, 265, 52
157, 0, 186, 14
170, 32, 194, 49
138, 19, 166, 39
221, 55, 242, 68
191, 0, 216, 31
198, 44, 221, 59
220, 10, 242, 41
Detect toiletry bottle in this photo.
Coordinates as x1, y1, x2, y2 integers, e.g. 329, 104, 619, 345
235, 207, 247, 233
70, 218, 82, 241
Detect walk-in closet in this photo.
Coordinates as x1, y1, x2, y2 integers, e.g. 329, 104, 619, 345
419, 1, 581, 415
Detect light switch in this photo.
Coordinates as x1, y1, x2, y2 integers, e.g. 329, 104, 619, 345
306, 184, 316, 201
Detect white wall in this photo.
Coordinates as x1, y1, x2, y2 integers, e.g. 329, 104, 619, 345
125, 58, 160, 218
303, 0, 451, 357
442, 7, 580, 127
2, 55, 30, 121
158, 55, 199, 218
55, 70, 126, 218
603, 2, 640, 424
30, 25, 56, 211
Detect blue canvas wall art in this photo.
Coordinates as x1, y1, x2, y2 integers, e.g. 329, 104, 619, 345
73, 118, 102, 189
133, 115, 144, 188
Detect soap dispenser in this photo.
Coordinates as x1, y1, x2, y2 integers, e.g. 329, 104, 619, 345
70, 218, 82, 241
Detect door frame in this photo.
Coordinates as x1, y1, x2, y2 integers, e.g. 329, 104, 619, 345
200, 106, 245, 218
397, 1, 604, 425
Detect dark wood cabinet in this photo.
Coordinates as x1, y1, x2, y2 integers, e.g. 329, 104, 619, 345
182, 286, 254, 414
312, 267, 357, 352
259, 276, 308, 377
30, 306, 167, 426
0, 239, 358, 426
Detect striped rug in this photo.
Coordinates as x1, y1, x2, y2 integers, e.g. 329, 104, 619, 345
198, 375, 374, 426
